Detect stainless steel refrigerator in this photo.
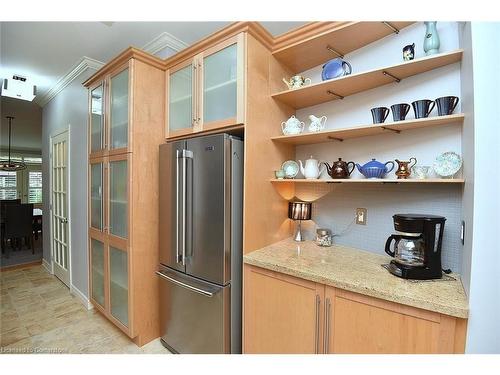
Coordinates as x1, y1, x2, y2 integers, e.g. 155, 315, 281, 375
157, 133, 243, 354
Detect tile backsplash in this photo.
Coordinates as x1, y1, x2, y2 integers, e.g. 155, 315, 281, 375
296, 183, 463, 273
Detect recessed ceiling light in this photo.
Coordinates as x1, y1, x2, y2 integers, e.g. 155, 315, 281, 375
1, 75, 36, 102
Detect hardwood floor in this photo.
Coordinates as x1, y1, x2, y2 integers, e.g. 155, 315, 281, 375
0, 264, 168, 354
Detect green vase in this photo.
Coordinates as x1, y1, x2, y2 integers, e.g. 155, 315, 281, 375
424, 21, 440, 55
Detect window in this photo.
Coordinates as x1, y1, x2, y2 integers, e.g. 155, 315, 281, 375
0, 171, 18, 200
28, 171, 42, 203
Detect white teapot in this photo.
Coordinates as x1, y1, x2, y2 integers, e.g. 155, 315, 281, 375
281, 115, 305, 135
308, 115, 327, 132
298, 156, 325, 179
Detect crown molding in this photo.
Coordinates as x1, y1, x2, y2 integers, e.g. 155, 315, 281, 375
142, 31, 188, 55
36, 56, 104, 107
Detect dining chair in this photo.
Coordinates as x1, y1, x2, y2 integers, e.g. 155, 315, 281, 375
4, 203, 34, 258
1, 199, 21, 255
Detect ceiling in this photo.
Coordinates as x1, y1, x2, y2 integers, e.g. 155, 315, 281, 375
0, 21, 306, 105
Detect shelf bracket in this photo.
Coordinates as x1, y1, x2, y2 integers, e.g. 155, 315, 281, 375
327, 136, 344, 142
382, 21, 400, 34
381, 126, 401, 134
326, 45, 345, 58
383, 71, 401, 83
326, 90, 344, 100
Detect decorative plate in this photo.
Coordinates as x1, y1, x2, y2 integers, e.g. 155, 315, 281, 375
433, 152, 462, 177
281, 160, 299, 179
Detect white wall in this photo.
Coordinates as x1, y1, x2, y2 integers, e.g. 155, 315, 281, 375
42, 68, 94, 298
293, 22, 464, 271
465, 21, 500, 354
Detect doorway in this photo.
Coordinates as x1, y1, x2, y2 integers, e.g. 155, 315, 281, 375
50, 129, 71, 287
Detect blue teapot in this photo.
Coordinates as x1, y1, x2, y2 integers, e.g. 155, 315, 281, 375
356, 159, 395, 179
322, 58, 352, 81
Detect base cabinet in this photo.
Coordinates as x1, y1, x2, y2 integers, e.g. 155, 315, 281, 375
243, 265, 467, 354
243, 265, 323, 354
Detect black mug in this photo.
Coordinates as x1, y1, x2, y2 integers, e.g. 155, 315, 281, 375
412, 99, 435, 119
391, 103, 411, 121
435, 96, 459, 116
371, 107, 390, 124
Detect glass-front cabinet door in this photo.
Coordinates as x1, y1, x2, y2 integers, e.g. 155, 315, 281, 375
90, 83, 104, 154
90, 161, 103, 231
109, 68, 129, 150
201, 34, 244, 129
109, 245, 129, 327
109, 157, 128, 239
168, 59, 195, 137
90, 238, 105, 308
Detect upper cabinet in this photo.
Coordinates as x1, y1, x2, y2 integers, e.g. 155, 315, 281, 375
89, 63, 130, 157
166, 33, 245, 139
109, 68, 129, 150
90, 83, 104, 154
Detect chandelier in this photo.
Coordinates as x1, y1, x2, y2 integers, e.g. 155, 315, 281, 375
0, 116, 26, 171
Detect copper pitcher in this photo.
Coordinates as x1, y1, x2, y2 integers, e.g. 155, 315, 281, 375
395, 158, 417, 179
323, 158, 355, 179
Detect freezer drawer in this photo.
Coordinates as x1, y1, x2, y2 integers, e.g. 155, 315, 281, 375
157, 266, 230, 354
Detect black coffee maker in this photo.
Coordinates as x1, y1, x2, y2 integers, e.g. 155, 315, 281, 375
385, 214, 446, 280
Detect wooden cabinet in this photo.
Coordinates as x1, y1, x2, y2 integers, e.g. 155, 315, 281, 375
84, 49, 165, 346
88, 64, 131, 158
243, 265, 324, 354
323, 287, 466, 354
243, 264, 467, 354
166, 33, 245, 139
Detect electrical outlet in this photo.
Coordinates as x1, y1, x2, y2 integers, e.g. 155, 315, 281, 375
356, 208, 367, 225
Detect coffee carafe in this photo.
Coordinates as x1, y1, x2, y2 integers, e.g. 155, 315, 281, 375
385, 214, 446, 280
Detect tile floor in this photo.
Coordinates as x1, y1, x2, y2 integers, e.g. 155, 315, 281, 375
0, 264, 168, 354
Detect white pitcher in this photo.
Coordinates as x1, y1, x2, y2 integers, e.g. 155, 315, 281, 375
308, 115, 327, 132
298, 156, 325, 179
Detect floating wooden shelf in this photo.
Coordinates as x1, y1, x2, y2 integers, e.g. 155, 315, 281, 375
271, 114, 464, 145
271, 178, 465, 184
273, 22, 415, 73
271, 50, 463, 109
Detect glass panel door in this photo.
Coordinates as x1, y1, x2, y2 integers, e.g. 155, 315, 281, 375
110, 69, 129, 149
109, 159, 127, 238
169, 64, 193, 132
203, 43, 237, 123
90, 84, 104, 152
91, 238, 105, 307
110, 246, 128, 326
90, 162, 103, 230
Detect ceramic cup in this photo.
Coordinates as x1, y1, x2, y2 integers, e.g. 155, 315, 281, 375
412, 165, 431, 179
371, 107, 390, 124
391, 103, 411, 121
403, 43, 415, 61
435, 96, 459, 116
412, 99, 435, 119
275, 169, 286, 179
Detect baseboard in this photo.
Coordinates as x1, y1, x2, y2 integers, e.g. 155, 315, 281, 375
42, 258, 52, 274
1, 260, 42, 272
70, 283, 93, 310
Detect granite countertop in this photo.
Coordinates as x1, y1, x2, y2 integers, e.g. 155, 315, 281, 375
243, 238, 469, 318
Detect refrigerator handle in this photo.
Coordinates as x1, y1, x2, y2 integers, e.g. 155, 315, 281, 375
182, 149, 193, 267
176, 149, 181, 264
156, 271, 214, 297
